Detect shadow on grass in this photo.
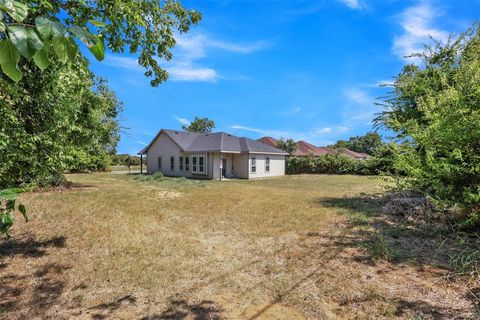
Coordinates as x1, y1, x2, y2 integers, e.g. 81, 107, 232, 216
0, 262, 70, 315
0, 235, 69, 316
140, 300, 223, 320
89, 295, 138, 320
0, 235, 66, 257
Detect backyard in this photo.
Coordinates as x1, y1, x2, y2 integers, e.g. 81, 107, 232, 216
1, 174, 478, 319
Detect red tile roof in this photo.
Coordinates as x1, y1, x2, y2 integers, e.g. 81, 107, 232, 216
257, 136, 279, 148
256, 136, 369, 159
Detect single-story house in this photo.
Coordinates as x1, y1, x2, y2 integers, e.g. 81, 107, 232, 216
138, 129, 288, 180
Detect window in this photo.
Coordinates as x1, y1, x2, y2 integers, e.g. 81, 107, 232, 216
179, 157, 184, 171
185, 157, 189, 171
192, 156, 197, 172
170, 156, 174, 171
251, 157, 256, 173
199, 156, 204, 173
191, 154, 207, 174
158, 157, 162, 170
265, 157, 270, 173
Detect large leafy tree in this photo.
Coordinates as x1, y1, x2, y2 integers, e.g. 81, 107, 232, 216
182, 117, 215, 134
0, 55, 122, 188
0, 0, 201, 85
376, 24, 480, 223
329, 132, 384, 155
277, 138, 298, 155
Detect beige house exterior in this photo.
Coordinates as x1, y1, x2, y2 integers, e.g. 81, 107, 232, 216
138, 129, 287, 180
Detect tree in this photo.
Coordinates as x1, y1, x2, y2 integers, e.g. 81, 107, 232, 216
375, 24, 480, 225
0, 0, 201, 85
182, 117, 215, 133
329, 132, 384, 155
125, 155, 140, 172
277, 138, 298, 155
0, 55, 122, 187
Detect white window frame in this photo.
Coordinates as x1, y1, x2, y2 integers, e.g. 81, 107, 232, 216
265, 157, 270, 173
191, 153, 207, 174
170, 156, 174, 171
251, 157, 256, 173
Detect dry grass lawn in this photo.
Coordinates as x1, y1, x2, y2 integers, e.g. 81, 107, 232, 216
1, 174, 478, 319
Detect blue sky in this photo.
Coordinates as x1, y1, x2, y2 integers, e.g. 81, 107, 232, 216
88, 0, 479, 155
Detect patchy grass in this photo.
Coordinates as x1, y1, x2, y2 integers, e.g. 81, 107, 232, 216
1, 174, 478, 319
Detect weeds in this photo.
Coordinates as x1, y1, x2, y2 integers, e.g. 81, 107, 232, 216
449, 248, 480, 278
362, 234, 399, 262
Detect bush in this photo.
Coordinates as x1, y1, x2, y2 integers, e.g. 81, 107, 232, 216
376, 24, 480, 222
286, 154, 381, 175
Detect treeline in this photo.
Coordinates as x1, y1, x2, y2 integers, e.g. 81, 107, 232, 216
111, 154, 141, 167
286, 143, 399, 175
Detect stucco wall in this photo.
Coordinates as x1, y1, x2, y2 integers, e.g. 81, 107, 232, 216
146, 132, 212, 179
232, 153, 249, 179
248, 154, 285, 179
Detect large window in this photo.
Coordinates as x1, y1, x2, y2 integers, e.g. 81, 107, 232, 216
251, 157, 256, 173
170, 156, 174, 171
185, 157, 189, 171
179, 157, 184, 171
157, 157, 162, 170
191, 154, 206, 174
265, 157, 270, 173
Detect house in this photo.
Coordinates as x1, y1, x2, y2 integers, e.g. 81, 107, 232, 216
138, 129, 288, 180
257, 136, 369, 159
330, 148, 369, 160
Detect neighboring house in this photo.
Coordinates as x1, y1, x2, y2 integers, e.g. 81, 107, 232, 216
257, 136, 369, 159
138, 129, 288, 180
330, 148, 369, 160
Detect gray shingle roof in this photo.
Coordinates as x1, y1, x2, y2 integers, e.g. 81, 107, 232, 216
139, 129, 288, 155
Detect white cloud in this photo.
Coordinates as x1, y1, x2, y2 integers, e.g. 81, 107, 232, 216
338, 0, 363, 10
101, 32, 272, 82
175, 117, 190, 125
168, 65, 217, 82
230, 125, 291, 137
341, 87, 380, 126
393, 3, 449, 61
103, 55, 141, 70
315, 127, 332, 134
137, 141, 147, 146
344, 87, 372, 106
167, 32, 273, 82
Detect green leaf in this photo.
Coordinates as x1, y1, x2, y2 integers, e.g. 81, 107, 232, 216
35, 16, 66, 41
1, 0, 28, 22
89, 39, 104, 61
33, 44, 50, 70
52, 35, 68, 63
89, 20, 106, 27
65, 36, 78, 61
0, 39, 21, 82
0, 21, 5, 32
0, 188, 21, 201
69, 25, 98, 47
18, 204, 28, 222
8, 26, 44, 59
